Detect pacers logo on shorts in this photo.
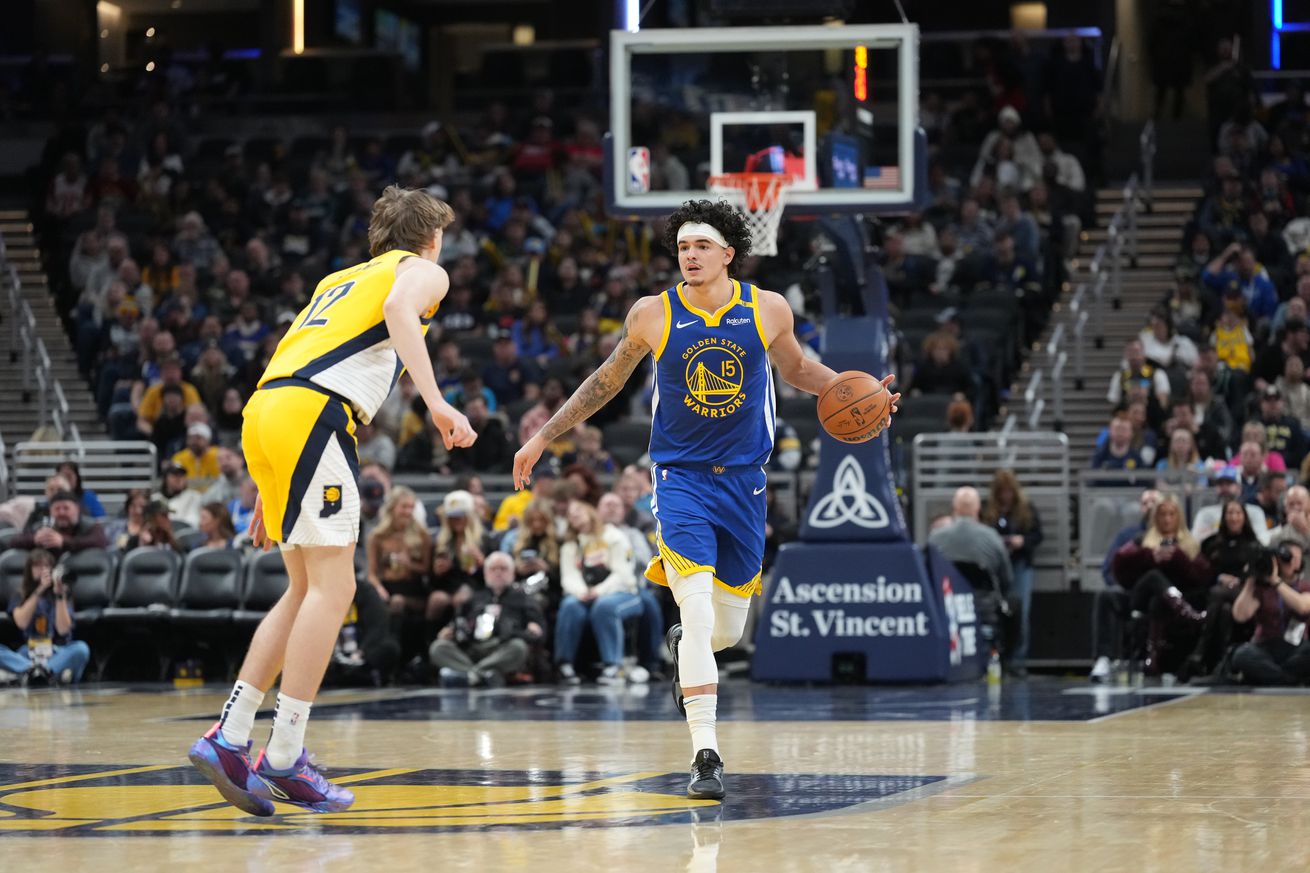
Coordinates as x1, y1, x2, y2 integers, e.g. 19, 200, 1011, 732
321, 485, 343, 518
681, 337, 747, 418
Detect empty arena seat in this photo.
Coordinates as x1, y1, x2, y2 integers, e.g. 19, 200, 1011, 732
99, 547, 183, 624
171, 548, 244, 627
603, 420, 652, 466
63, 548, 117, 626
235, 550, 289, 627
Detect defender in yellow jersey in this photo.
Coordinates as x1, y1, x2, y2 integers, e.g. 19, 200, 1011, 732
189, 187, 477, 817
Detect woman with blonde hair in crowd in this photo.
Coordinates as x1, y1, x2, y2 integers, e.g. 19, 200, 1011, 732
509, 500, 561, 606
981, 469, 1043, 676
1155, 427, 1209, 488
1111, 494, 1211, 675
554, 499, 639, 686
366, 485, 437, 624
431, 490, 486, 618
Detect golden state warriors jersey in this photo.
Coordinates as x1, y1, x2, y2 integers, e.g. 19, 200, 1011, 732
649, 280, 776, 467
258, 249, 437, 423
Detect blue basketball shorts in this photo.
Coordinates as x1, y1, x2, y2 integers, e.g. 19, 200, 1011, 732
644, 463, 766, 598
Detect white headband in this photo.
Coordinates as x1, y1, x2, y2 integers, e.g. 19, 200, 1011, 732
676, 222, 729, 248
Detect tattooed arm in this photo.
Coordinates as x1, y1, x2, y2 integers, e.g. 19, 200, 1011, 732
512, 296, 662, 489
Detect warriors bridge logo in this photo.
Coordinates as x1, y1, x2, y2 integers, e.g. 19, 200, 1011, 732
682, 337, 748, 419
0, 763, 947, 834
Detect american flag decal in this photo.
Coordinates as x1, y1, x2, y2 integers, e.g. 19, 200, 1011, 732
863, 166, 901, 190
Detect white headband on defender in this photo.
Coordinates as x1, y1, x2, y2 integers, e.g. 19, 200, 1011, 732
676, 222, 729, 248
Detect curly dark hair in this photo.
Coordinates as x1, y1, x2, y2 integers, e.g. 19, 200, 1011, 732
661, 199, 752, 277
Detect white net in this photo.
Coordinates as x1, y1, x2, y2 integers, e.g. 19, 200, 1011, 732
707, 174, 793, 258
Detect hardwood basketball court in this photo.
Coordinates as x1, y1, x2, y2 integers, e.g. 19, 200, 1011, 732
2, 680, 1305, 871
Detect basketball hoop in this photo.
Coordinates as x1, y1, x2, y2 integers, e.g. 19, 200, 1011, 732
707, 172, 796, 258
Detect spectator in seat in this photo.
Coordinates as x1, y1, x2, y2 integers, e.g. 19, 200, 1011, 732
1089, 414, 1145, 472
202, 448, 246, 506
136, 355, 201, 436
8, 476, 69, 531
482, 336, 543, 407
572, 425, 615, 475
951, 197, 994, 255
494, 458, 560, 532
10, 492, 108, 559
1234, 440, 1269, 503
431, 490, 486, 618
366, 485, 439, 624
518, 377, 567, 448
1202, 242, 1278, 326
512, 299, 566, 367
1230, 537, 1310, 685
1186, 369, 1234, 458
355, 423, 397, 471
971, 106, 1042, 191
1252, 471, 1287, 534
996, 194, 1040, 266
1211, 307, 1254, 381
1269, 485, 1310, 545
982, 470, 1043, 675
946, 398, 974, 433
226, 471, 256, 540
172, 422, 221, 493
1090, 489, 1164, 681
928, 486, 1014, 597
154, 461, 202, 528
554, 499, 639, 686
913, 334, 974, 399
197, 502, 236, 550
1188, 497, 1266, 680
445, 395, 511, 474
1253, 385, 1309, 471
506, 500, 561, 604
1155, 428, 1207, 482
1277, 355, 1310, 432
1111, 494, 1211, 675
1139, 308, 1198, 374
1253, 319, 1310, 393
429, 551, 546, 688
105, 489, 149, 552
54, 461, 105, 520
1196, 173, 1249, 246
1192, 467, 1271, 544
1107, 339, 1171, 410
0, 550, 92, 686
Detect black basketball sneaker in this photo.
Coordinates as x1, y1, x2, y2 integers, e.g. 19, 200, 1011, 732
687, 748, 725, 800
666, 624, 685, 715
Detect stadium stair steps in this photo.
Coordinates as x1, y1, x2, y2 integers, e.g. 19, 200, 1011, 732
1014, 184, 1192, 578
0, 212, 106, 446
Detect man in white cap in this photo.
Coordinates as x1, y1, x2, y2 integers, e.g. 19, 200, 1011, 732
173, 422, 221, 493
513, 199, 899, 801
972, 105, 1043, 189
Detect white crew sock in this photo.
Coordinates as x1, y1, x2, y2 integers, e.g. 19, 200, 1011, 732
265, 693, 313, 771
684, 693, 719, 756
218, 681, 265, 747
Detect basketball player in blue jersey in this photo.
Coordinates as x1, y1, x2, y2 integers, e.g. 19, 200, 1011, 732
514, 199, 899, 800
188, 186, 477, 816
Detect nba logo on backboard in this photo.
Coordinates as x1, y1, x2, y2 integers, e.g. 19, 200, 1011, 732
627, 146, 650, 194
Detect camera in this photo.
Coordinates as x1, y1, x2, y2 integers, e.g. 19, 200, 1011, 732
1249, 543, 1296, 585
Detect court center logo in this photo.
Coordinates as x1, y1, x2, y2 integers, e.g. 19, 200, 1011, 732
0, 764, 945, 834
681, 337, 747, 418
809, 457, 890, 529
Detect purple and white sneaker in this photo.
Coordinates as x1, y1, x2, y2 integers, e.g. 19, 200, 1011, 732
249, 748, 355, 813
187, 722, 276, 817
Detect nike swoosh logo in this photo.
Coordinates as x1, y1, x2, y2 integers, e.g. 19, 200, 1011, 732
753, 486, 766, 495
676, 320, 698, 329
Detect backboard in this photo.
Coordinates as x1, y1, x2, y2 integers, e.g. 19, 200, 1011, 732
607, 23, 923, 218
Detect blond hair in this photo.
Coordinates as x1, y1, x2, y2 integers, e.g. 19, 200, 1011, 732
368, 185, 454, 257
372, 485, 427, 544
1141, 494, 1200, 558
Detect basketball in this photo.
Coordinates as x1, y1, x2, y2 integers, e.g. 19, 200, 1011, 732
817, 371, 890, 443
